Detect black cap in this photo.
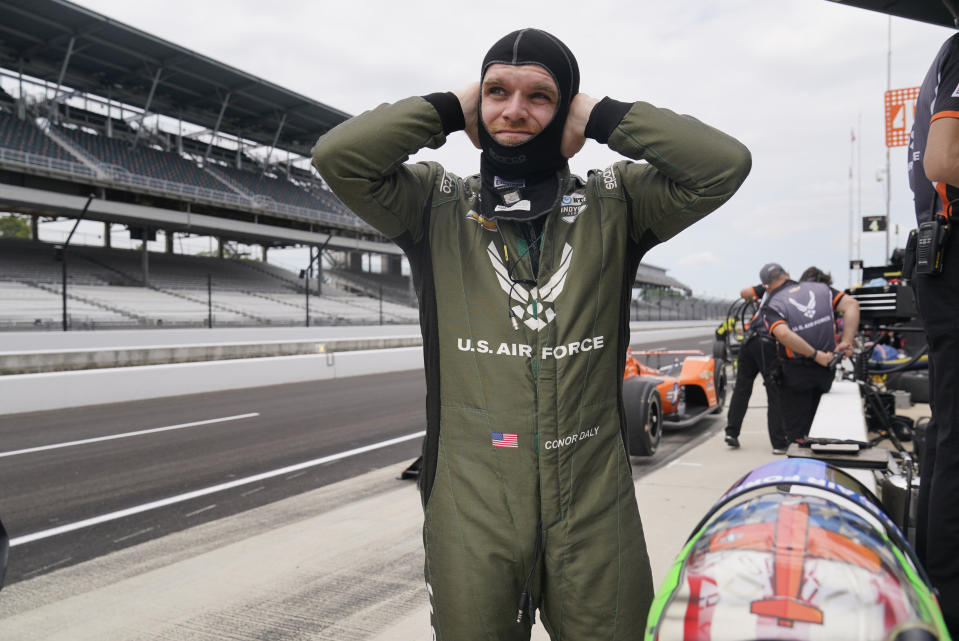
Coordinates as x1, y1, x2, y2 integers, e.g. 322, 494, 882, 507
759, 262, 786, 285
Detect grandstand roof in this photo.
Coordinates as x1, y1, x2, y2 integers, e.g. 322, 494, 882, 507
825, 0, 957, 28
635, 263, 691, 295
0, 0, 352, 157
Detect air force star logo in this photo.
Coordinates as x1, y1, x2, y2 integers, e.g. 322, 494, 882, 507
788, 290, 817, 319
487, 241, 573, 331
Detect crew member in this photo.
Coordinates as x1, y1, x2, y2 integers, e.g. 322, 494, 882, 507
312, 28, 751, 641
762, 263, 859, 445
908, 31, 959, 635
799, 265, 832, 285
723, 271, 786, 453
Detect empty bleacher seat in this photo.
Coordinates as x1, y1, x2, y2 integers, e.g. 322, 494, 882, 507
211, 164, 329, 211
54, 104, 135, 137
0, 281, 131, 328
0, 111, 75, 161
0, 239, 419, 328
0, 238, 113, 285
58, 126, 232, 193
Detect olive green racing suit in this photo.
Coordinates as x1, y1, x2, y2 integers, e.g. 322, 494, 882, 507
312, 96, 750, 641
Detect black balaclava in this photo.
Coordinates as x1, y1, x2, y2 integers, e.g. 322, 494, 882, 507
478, 28, 579, 222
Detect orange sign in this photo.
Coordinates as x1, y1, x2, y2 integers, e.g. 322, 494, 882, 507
884, 87, 921, 147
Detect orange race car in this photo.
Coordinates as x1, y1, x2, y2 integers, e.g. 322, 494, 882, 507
622, 348, 727, 457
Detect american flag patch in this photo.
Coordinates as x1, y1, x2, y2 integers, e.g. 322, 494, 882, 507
491, 432, 518, 448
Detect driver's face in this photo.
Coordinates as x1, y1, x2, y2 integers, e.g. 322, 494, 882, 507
481, 63, 559, 146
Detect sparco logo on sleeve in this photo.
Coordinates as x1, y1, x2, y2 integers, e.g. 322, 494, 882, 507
440, 172, 453, 194
602, 166, 617, 190
487, 241, 573, 331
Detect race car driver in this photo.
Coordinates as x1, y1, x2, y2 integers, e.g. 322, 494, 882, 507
762, 263, 859, 445
312, 28, 751, 641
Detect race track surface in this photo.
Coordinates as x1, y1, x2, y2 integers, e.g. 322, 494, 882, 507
0, 331, 718, 585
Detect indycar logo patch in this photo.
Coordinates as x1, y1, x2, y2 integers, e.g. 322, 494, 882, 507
487, 240, 573, 331
560, 192, 587, 223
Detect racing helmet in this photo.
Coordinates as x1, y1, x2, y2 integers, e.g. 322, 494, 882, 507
645, 458, 949, 640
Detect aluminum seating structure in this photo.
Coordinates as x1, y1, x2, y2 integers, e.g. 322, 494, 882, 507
0, 281, 130, 329
0, 239, 419, 329
0, 107, 362, 230
0, 240, 113, 285
325, 269, 415, 310
53, 104, 136, 138
0, 111, 76, 162
211, 164, 328, 212
68, 285, 250, 326
58, 126, 228, 194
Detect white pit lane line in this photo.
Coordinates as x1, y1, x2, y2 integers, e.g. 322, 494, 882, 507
0, 413, 261, 459
10, 430, 426, 547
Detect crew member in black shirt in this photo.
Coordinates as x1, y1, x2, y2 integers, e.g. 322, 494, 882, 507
723, 265, 786, 454
907, 31, 959, 635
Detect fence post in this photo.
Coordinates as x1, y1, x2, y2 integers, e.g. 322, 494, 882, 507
207, 273, 213, 328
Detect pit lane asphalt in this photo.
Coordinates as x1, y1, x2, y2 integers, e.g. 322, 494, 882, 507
0, 331, 719, 586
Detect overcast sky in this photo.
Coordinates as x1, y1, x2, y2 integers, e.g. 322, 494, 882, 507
67, 0, 956, 298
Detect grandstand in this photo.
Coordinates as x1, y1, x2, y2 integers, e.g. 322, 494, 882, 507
0, 237, 418, 329
0, 111, 75, 163
0, 0, 722, 331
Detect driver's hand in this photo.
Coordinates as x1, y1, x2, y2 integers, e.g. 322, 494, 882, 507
562, 93, 600, 158
453, 83, 481, 149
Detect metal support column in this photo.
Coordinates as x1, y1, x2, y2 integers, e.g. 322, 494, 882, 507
50, 36, 75, 121
315, 235, 332, 297
203, 92, 232, 164
261, 113, 287, 176
106, 87, 113, 138
207, 273, 213, 328
133, 67, 163, 149
304, 246, 314, 327
885, 16, 892, 261
141, 226, 150, 285
17, 60, 25, 120
60, 194, 96, 331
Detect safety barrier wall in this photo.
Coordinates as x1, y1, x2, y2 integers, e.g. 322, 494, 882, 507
0, 336, 423, 374
0, 321, 716, 415
0, 347, 423, 416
